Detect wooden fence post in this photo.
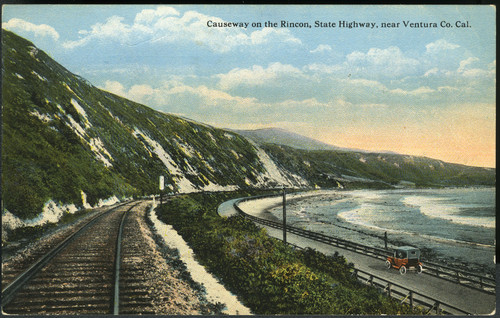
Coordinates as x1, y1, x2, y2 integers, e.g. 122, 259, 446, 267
282, 187, 287, 244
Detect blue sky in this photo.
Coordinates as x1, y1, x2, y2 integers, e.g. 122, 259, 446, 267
2, 5, 496, 167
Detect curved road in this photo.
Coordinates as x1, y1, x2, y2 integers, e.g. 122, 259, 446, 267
218, 196, 496, 315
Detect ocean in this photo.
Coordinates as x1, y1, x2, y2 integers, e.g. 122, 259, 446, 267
267, 188, 496, 274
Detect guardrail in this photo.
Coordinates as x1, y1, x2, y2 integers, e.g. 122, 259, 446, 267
233, 195, 495, 294
353, 268, 471, 315
246, 225, 471, 315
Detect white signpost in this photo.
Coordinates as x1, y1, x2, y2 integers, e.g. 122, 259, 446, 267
159, 175, 164, 207
159, 175, 165, 191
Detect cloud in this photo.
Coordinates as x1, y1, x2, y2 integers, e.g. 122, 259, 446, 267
103, 80, 127, 96
304, 63, 344, 74
345, 78, 387, 90
310, 44, 332, 54
358, 103, 389, 109
168, 84, 259, 108
425, 39, 460, 54
274, 98, 336, 110
423, 67, 439, 77
347, 46, 415, 65
128, 84, 156, 100
457, 57, 479, 72
2, 18, 59, 41
217, 62, 303, 89
101, 80, 259, 111
250, 27, 301, 45
346, 46, 419, 76
437, 86, 460, 92
63, 6, 301, 52
63, 15, 145, 49
390, 86, 435, 95
134, 6, 180, 24
456, 57, 495, 78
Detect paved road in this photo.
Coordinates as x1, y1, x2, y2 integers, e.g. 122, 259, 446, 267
218, 196, 496, 315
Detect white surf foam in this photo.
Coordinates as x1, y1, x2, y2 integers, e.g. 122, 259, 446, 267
403, 196, 495, 229
336, 198, 495, 249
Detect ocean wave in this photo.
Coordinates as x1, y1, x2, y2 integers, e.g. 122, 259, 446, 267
337, 206, 495, 249
402, 196, 495, 229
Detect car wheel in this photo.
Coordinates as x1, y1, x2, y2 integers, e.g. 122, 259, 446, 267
385, 260, 392, 269
399, 265, 407, 275
417, 264, 423, 274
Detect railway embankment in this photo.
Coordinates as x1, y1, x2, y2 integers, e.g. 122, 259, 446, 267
1, 200, 225, 315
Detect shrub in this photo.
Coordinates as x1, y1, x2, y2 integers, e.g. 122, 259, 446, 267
157, 191, 422, 315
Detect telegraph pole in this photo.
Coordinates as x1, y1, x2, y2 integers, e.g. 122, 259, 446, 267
282, 186, 287, 244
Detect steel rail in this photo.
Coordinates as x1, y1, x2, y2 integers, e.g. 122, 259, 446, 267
113, 202, 138, 315
1, 201, 132, 309
232, 195, 495, 293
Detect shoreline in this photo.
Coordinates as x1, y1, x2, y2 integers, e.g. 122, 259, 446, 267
239, 189, 496, 277
237, 190, 336, 222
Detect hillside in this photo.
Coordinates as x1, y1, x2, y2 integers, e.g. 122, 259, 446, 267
259, 144, 495, 189
234, 128, 343, 151
1, 29, 306, 221
1, 29, 495, 224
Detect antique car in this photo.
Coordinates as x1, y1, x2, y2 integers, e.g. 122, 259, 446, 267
385, 246, 423, 274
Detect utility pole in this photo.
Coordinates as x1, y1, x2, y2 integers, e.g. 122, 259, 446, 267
283, 186, 287, 244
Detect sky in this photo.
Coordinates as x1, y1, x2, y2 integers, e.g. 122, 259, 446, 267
2, 5, 496, 168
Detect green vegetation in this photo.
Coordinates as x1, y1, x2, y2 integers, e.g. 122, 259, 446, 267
157, 191, 423, 315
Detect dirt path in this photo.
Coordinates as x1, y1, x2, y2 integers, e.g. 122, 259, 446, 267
149, 202, 252, 315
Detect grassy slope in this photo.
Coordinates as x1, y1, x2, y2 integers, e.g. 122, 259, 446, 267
156, 191, 423, 315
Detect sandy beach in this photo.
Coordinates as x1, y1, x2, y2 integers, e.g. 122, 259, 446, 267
236, 190, 338, 221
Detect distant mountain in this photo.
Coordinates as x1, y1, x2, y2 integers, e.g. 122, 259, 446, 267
1, 29, 495, 223
234, 128, 339, 151
235, 128, 370, 153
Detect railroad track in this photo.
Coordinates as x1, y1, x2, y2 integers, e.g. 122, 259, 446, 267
1, 202, 129, 290
1, 200, 158, 315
